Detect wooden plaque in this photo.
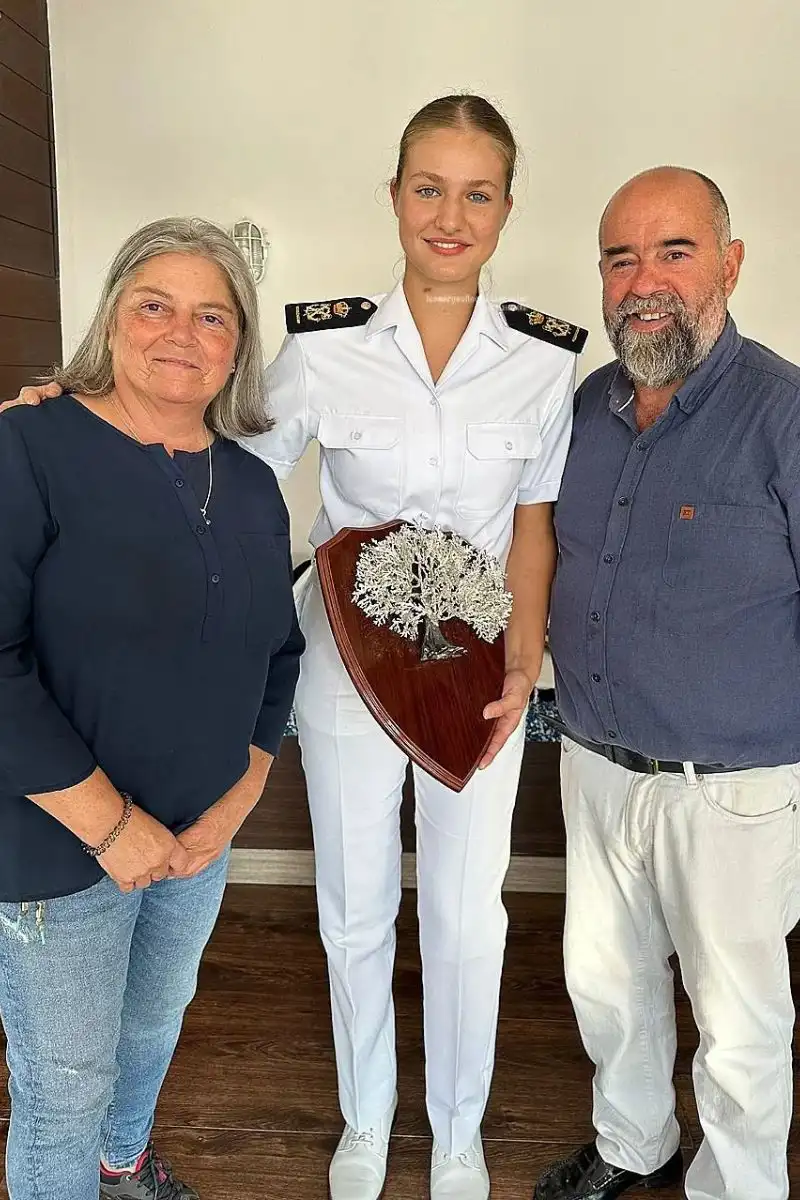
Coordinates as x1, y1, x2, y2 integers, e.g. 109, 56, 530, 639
316, 522, 506, 792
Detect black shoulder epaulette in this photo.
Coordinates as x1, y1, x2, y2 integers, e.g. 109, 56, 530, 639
285, 297, 377, 334
501, 302, 588, 353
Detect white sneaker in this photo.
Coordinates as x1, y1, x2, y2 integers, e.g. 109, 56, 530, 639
430, 1133, 490, 1199
329, 1094, 398, 1200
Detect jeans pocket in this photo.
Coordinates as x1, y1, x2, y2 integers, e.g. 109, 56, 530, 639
560, 735, 582, 758
700, 765, 799, 826
0, 901, 46, 946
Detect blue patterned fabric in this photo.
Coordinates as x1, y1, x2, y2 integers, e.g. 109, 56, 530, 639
283, 692, 561, 744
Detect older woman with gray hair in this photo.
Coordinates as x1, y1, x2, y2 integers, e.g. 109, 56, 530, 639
0, 218, 303, 1200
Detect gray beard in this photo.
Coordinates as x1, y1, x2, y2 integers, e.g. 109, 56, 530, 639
604, 297, 726, 389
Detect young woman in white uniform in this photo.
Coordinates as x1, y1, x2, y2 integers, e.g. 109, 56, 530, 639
252, 96, 587, 1200
5, 94, 586, 1200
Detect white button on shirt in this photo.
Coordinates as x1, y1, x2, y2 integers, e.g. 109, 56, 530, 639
244, 282, 577, 563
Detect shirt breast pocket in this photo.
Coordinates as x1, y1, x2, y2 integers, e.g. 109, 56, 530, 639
662, 503, 766, 591
237, 532, 294, 650
457, 422, 542, 516
317, 413, 402, 520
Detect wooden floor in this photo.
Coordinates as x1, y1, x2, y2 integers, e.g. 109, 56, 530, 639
235, 740, 566, 857
2, 886, 799, 1198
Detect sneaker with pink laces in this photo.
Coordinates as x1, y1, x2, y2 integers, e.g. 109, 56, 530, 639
99, 1141, 199, 1199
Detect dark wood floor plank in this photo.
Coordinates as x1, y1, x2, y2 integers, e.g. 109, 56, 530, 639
0, 60, 47, 137
235, 739, 566, 856
0, 1128, 689, 1200
0, 10, 48, 91
0, 213, 52, 274
1, 887, 799, 1198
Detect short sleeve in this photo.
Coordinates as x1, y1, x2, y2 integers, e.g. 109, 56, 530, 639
238, 334, 312, 479
516, 355, 576, 505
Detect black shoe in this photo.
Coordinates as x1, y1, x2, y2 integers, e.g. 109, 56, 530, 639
533, 1142, 683, 1200
99, 1141, 199, 1199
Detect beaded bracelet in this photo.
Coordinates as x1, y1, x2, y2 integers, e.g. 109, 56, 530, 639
82, 794, 134, 858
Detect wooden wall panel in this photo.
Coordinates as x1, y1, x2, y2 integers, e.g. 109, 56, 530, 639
0, 361, 48, 394
0, 162, 51, 229
0, 10, 49, 91
0, 1, 59, 401
0, 264, 58, 319
0, 312, 58, 361
0, 2, 47, 46
0, 213, 53, 274
0, 61, 49, 136
0, 110, 49, 182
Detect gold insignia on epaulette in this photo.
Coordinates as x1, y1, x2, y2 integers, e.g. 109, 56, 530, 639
500, 300, 588, 353
286, 296, 378, 334
544, 317, 571, 338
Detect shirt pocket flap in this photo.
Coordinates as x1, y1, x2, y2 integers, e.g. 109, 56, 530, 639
663, 503, 768, 591
465, 422, 542, 461
317, 413, 401, 450
689, 503, 766, 529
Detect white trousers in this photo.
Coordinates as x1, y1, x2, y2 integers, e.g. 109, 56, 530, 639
294, 574, 526, 1155
561, 738, 800, 1200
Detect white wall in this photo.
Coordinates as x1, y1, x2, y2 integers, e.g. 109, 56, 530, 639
48, 0, 800, 553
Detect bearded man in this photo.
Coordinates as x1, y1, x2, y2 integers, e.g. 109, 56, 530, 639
535, 167, 800, 1200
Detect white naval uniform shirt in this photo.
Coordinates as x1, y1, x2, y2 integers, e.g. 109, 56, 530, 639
244, 282, 578, 565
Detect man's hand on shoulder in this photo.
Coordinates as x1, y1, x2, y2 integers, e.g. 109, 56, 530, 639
0, 382, 63, 414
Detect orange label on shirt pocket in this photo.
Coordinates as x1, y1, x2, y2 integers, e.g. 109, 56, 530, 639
679, 505, 695, 520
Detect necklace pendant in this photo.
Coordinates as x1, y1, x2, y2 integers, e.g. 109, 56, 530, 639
205, 517, 212, 526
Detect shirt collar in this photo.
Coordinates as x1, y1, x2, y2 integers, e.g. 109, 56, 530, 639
365, 280, 510, 351
608, 314, 743, 417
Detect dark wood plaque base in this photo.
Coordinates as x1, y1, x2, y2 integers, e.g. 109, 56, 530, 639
316, 522, 506, 792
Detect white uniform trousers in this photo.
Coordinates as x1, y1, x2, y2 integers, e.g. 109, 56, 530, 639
561, 737, 800, 1200
294, 574, 525, 1155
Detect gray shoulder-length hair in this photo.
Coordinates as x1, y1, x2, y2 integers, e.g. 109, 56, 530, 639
47, 217, 272, 438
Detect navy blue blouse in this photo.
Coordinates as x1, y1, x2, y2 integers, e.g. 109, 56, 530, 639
0, 396, 304, 902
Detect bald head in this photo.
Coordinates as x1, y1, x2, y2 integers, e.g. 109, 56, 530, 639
599, 166, 744, 390
601, 166, 731, 253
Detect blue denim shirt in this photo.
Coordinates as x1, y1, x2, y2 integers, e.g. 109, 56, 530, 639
549, 317, 800, 767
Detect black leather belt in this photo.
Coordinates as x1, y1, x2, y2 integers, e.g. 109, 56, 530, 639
545, 717, 735, 775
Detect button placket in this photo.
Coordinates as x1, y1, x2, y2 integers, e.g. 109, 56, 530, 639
149, 448, 225, 642
584, 434, 652, 740
428, 386, 445, 518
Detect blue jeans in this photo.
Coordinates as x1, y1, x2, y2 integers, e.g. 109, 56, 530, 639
0, 850, 229, 1200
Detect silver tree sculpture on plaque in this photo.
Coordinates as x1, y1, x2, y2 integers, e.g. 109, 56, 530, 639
352, 525, 513, 662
